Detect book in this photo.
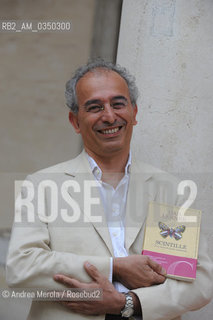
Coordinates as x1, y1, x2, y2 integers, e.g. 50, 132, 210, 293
142, 202, 202, 281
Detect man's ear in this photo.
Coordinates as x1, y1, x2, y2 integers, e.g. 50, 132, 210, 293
69, 111, 81, 134
133, 104, 138, 126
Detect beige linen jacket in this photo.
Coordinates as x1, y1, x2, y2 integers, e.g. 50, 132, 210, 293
6, 151, 213, 320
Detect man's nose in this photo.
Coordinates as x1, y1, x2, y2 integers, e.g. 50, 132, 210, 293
101, 104, 116, 124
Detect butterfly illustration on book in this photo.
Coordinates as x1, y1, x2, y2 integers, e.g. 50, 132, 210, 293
158, 222, 186, 241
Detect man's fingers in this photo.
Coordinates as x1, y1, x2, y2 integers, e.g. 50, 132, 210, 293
54, 274, 81, 288
147, 257, 167, 276
84, 261, 102, 282
153, 273, 166, 284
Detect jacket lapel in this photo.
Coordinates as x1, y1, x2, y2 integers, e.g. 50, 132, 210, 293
64, 150, 114, 256
125, 159, 158, 251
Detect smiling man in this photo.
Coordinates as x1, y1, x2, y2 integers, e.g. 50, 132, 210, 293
6, 60, 213, 320
68, 65, 138, 189
70, 69, 137, 157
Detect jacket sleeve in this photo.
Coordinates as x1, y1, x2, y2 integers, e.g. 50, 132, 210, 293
6, 174, 111, 290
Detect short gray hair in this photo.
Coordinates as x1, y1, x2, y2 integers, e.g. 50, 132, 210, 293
65, 59, 139, 114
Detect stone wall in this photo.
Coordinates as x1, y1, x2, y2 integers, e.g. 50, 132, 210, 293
0, 0, 96, 229
0, 1, 95, 318
117, 0, 213, 318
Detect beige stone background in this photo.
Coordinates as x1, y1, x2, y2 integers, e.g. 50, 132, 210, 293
117, 0, 213, 318
0, 0, 121, 318
0, 0, 93, 318
0, 0, 94, 228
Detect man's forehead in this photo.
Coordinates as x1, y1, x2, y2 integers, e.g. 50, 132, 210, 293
75, 69, 131, 104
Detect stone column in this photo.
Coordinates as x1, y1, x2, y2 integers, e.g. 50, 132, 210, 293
117, 1, 213, 319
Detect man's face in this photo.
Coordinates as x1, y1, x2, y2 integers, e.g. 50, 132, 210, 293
69, 69, 137, 158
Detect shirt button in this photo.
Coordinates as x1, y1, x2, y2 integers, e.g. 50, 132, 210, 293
112, 204, 120, 216
112, 232, 118, 237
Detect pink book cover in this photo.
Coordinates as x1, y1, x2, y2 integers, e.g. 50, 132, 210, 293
142, 202, 202, 281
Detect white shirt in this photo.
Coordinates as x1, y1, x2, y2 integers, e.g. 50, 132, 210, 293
87, 153, 142, 319
87, 153, 131, 293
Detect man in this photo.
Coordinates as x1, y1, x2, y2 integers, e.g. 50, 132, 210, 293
6, 60, 213, 320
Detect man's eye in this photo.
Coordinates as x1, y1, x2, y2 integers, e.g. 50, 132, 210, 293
112, 102, 126, 109
87, 105, 102, 113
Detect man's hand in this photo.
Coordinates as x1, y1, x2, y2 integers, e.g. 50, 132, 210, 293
113, 255, 166, 289
54, 261, 125, 316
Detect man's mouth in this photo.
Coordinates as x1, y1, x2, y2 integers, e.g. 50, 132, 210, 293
97, 126, 122, 135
